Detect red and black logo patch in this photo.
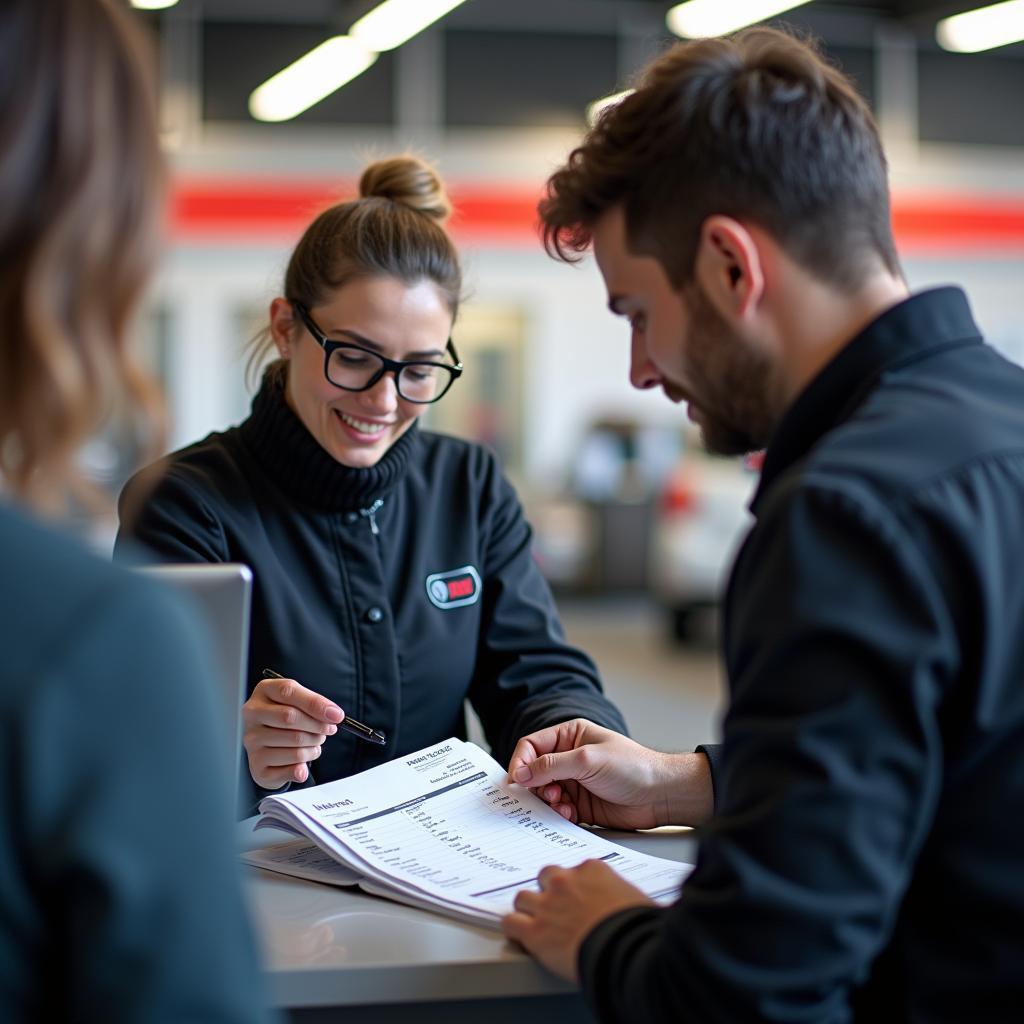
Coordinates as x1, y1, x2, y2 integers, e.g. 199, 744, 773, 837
425, 565, 481, 609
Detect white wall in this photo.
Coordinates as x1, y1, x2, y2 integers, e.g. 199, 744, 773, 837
154, 242, 290, 449
461, 245, 685, 488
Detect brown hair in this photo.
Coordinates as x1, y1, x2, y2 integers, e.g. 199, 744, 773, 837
0, 0, 165, 513
540, 26, 900, 292
249, 155, 463, 381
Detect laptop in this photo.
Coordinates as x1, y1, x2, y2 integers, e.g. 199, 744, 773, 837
138, 563, 253, 813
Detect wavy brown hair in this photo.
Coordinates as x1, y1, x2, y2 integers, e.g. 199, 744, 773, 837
0, 0, 165, 513
540, 26, 900, 292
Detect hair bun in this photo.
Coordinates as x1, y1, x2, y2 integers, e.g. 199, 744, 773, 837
359, 156, 452, 223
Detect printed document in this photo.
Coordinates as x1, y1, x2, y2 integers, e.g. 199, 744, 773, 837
244, 738, 692, 927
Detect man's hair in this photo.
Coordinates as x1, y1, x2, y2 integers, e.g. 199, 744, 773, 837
539, 26, 900, 291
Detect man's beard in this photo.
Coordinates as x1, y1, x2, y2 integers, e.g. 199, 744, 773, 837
676, 282, 779, 456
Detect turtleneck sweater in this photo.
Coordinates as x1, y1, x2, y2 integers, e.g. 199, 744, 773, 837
116, 371, 627, 810
238, 367, 417, 512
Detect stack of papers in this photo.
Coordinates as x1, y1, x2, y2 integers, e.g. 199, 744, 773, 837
244, 738, 692, 928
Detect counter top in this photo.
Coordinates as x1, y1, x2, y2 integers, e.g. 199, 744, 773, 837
240, 818, 696, 1012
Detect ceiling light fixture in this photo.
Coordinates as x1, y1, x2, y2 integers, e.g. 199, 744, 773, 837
586, 89, 634, 127
667, 0, 814, 39
130, 0, 180, 9
350, 0, 470, 53
248, 36, 377, 123
937, 0, 1024, 53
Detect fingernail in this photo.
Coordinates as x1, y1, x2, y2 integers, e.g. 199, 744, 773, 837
513, 766, 531, 783
324, 705, 343, 723
327, 724, 337, 735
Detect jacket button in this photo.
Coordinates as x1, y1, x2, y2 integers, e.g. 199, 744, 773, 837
366, 606, 384, 623
344, 512, 359, 524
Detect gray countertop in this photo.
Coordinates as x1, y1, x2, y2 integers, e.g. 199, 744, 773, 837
240, 818, 697, 1011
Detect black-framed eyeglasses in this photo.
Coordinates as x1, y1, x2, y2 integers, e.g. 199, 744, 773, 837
293, 302, 463, 405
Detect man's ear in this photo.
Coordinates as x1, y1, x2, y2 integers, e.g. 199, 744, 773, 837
693, 216, 765, 322
269, 297, 297, 358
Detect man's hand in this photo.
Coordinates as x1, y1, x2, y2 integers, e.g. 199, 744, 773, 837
507, 718, 713, 829
242, 676, 343, 788
501, 860, 654, 980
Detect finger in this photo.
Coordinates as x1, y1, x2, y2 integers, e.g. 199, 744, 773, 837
260, 745, 322, 767
501, 911, 534, 944
507, 736, 543, 783
513, 888, 542, 913
516, 747, 595, 791
250, 702, 337, 735
259, 677, 344, 724
581, 857, 618, 879
252, 727, 331, 748
251, 761, 309, 789
526, 782, 563, 803
507, 720, 588, 783
508, 720, 600, 784
551, 801, 577, 823
529, 785, 577, 823
537, 864, 564, 889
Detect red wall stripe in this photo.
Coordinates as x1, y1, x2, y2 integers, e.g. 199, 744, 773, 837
167, 179, 544, 245
892, 196, 1024, 251
168, 178, 1024, 252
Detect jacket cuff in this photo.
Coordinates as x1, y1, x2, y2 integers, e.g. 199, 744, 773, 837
578, 905, 665, 1023
694, 742, 722, 814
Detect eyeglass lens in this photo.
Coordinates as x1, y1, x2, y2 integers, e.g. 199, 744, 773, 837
326, 348, 452, 403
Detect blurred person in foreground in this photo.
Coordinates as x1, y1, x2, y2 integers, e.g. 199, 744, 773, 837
115, 155, 625, 809
501, 26, 1024, 1022
0, 2, 274, 1020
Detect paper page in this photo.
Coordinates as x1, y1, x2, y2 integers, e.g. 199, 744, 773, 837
242, 838, 362, 887
258, 739, 692, 923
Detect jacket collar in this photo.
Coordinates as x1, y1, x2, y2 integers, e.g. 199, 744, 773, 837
751, 287, 983, 515
238, 364, 418, 512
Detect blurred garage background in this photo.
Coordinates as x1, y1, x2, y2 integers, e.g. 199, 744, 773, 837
105, 0, 1024, 749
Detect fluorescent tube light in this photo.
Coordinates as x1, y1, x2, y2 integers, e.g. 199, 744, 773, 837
586, 89, 634, 127
248, 36, 377, 123
350, 0, 469, 52
131, 0, 179, 9
937, 0, 1024, 53
667, 0, 814, 38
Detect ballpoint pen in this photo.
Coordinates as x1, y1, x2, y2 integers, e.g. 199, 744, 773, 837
261, 668, 387, 745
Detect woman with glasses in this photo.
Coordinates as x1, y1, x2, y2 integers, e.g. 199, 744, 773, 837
116, 156, 626, 806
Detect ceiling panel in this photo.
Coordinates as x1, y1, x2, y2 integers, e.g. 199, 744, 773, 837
136, 1, 1024, 144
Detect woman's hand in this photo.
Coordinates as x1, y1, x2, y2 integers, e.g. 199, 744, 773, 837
242, 676, 343, 789
507, 718, 714, 830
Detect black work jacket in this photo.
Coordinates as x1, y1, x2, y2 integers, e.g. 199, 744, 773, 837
581, 288, 1024, 1022
115, 372, 625, 809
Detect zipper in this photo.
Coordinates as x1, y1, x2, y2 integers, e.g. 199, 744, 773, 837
360, 498, 384, 535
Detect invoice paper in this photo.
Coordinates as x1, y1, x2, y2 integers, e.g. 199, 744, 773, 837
251, 738, 692, 927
